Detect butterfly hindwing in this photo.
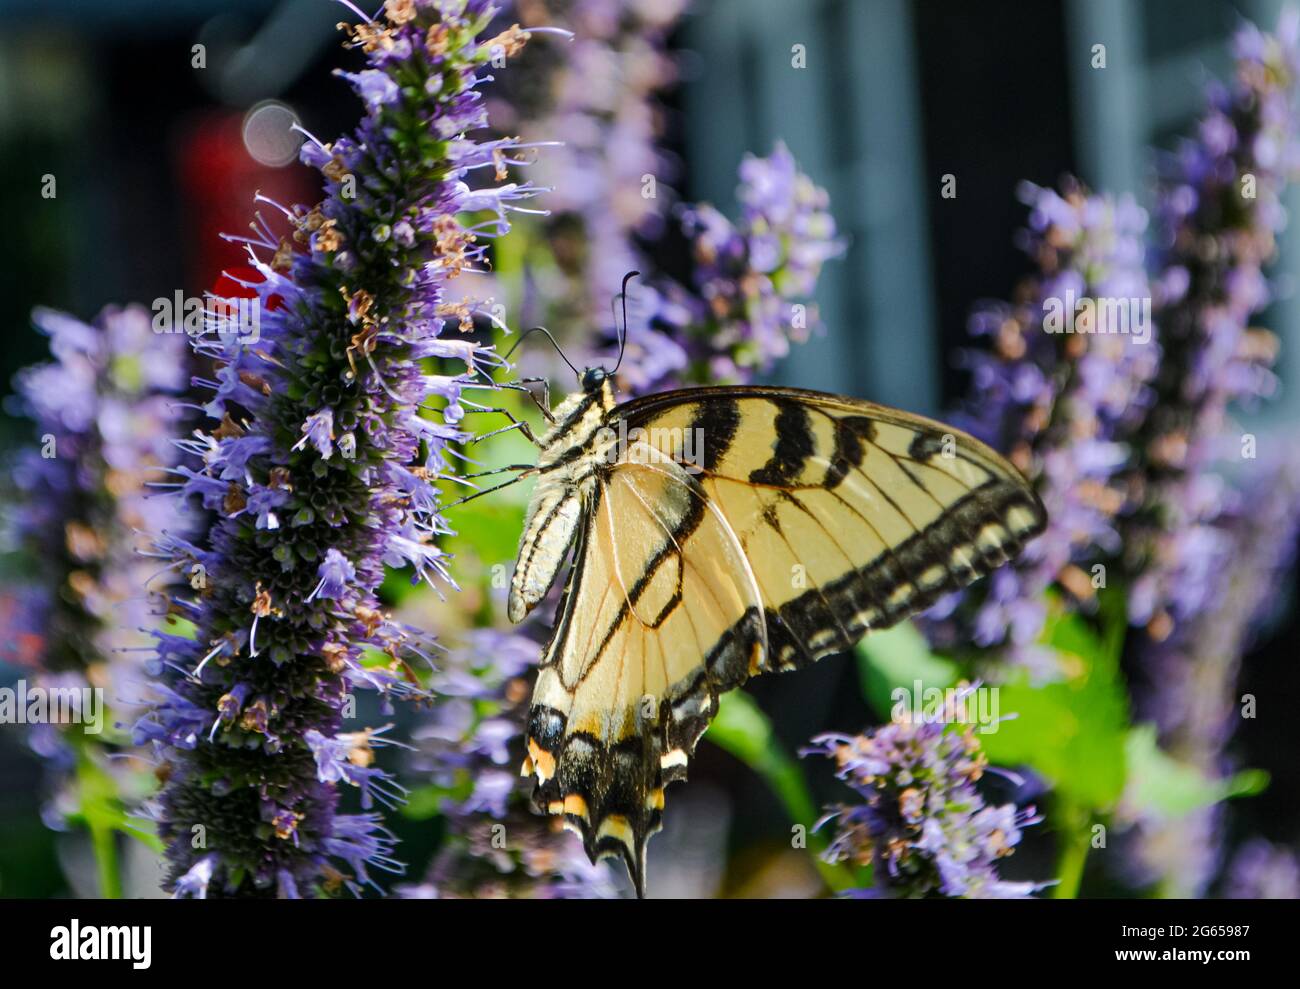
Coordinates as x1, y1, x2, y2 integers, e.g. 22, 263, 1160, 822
523, 443, 765, 893
517, 384, 1046, 894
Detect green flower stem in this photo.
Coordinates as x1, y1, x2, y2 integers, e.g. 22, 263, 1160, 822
76, 748, 123, 899
89, 820, 122, 899
1051, 801, 1090, 899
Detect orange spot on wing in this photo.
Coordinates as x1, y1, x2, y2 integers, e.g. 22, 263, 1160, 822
527, 739, 556, 782
563, 794, 590, 821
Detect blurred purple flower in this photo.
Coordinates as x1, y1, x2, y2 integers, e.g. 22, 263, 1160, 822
497, 0, 689, 326
624, 143, 845, 393
1222, 838, 1300, 899
397, 809, 620, 899
921, 179, 1156, 680
1141, 453, 1300, 751
2, 303, 186, 832
1126, 449, 1300, 896
405, 629, 619, 898
1124, 10, 1300, 638
1119, 14, 1300, 896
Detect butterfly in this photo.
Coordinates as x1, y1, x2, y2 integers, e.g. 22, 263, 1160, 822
477, 358, 1046, 897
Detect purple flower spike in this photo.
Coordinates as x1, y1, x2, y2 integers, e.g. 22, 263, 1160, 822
142, 1, 543, 898
506, 0, 690, 325
808, 688, 1047, 899
1121, 14, 1300, 896
1124, 12, 1300, 640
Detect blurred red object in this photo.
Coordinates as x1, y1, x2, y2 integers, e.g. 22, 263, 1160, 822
176, 111, 315, 300
0, 592, 44, 670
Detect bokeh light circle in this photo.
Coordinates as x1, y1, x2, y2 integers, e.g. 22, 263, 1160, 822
241, 101, 303, 167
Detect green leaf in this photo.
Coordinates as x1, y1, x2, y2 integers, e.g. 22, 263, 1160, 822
379, 567, 422, 607
979, 608, 1130, 812
990, 602, 1126, 799
1225, 769, 1272, 798
1124, 725, 1269, 817
855, 621, 959, 717
73, 747, 165, 897
978, 676, 1127, 809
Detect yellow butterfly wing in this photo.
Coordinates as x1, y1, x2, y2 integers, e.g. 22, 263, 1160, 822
521, 386, 1046, 893
524, 443, 765, 894
622, 387, 1046, 669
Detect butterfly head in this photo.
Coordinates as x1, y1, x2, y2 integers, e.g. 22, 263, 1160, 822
580, 366, 609, 394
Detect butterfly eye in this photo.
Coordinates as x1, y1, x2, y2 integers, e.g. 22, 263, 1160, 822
581, 367, 607, 392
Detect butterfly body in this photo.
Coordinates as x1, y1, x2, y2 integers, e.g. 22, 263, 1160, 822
507, 378, 616, 624
508, 373, 1046, 896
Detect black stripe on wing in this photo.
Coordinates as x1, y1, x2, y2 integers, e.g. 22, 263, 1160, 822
688, 397, 740, 471
761, 478, 1043, 671
748, 400, 815, 485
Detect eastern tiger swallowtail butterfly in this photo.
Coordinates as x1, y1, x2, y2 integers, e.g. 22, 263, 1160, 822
500, 365, 1045, 896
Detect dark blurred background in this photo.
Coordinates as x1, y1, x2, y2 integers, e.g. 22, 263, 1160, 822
1, 0, 1296, 896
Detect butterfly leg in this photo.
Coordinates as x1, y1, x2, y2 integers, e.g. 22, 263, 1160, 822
462, 405, 542, 447
461, 464, 534, 480
499, 377, 555, 424
442, 475, 531, 509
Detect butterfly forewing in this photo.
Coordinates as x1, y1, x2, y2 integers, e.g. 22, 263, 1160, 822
623, 389, 1045, 668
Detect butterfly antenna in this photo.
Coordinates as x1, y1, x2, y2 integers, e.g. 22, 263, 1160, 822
611, 270, 640, 376
502, 324, 581, 380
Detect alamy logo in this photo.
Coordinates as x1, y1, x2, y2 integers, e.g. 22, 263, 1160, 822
151, 291, 261, 344
890, 681, 1001, 734
0, 680, 103, 734
49, 920, 151, 969
594, 420, 709, 474
1042, 289, 1152, 345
